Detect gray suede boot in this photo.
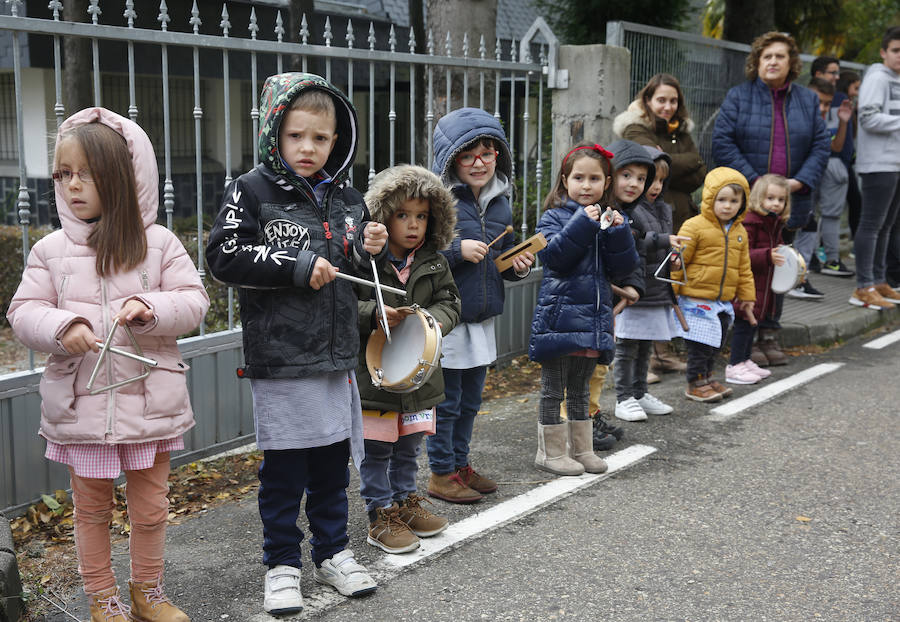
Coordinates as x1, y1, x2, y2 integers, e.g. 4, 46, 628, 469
567, 419, 608, 473
535, 423, 585, 476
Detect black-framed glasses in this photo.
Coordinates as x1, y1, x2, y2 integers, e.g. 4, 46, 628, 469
455, 150, 498, 168
52, 168, 95, 185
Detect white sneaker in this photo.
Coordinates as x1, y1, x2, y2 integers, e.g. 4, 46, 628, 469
614, 397, 648, 421
314, 549, 377, 597
637, 393, 673, 415
264, 565, 302, 615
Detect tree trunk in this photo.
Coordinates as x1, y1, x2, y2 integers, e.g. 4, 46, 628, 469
723, 0, 775, 44
287, 0, 317, 73
425, 0, 498, 122
63, 0, 92, 114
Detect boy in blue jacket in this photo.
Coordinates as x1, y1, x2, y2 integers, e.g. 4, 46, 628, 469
426, 108, 534, 503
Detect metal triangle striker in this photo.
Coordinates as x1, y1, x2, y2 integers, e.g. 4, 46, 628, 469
85, 321, 158, 395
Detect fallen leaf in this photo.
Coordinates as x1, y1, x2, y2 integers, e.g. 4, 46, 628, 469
795, 515, 811, 522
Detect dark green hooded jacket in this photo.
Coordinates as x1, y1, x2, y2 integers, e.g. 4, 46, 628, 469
355, 165, 461, 412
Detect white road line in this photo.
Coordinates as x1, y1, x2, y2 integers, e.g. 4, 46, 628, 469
379, 443, 657, 569
251, 444, 658, 620
707, 362, 844, 422
863, 328, 900, 349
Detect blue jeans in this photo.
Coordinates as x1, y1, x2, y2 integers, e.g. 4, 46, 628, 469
426, 366, 487, 474
359, 432, 425, 513
257, 441, 350, 569
855, 172, 900, 288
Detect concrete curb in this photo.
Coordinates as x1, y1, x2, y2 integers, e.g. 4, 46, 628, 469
0, 514, 23, 622
782, 306, 898, 348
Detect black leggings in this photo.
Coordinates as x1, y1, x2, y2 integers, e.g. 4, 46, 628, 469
729, 318, 756, 365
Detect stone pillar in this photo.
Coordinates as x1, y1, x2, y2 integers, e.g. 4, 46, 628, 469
551, 44, 630, 182
0, 514, 23, 622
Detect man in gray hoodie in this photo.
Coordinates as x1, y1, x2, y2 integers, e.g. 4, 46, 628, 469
849, 26, 900, 310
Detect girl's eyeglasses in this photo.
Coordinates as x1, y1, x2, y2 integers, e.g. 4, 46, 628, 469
52, 168, 95, 185
455, 150, 498, 168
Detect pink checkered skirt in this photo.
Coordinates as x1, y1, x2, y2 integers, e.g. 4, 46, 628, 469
45, 437, 184, 479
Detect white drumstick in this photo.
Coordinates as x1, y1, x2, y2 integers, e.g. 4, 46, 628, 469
371, 258, 392, 343
333, 271, 406, 296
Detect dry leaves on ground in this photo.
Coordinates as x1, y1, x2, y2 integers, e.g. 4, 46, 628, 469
11, 452, 263, 620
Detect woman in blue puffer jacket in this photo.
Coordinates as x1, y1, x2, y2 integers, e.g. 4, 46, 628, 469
712, 30, 831, 360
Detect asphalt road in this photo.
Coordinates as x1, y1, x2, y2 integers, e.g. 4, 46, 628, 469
43, 327, 900, 621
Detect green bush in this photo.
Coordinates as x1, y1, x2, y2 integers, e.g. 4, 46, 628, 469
0, 225, 53, 328
0, 225, 236, 332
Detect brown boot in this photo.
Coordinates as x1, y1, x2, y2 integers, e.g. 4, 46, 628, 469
758, 329, 788, 366
646, 370, 661, 384
684, 380, 723, 402
650, 341, 686, 373
128, 576, 190, 622
367, 504, 420, 554
427, 471, 483, 504
88, 586, 131, 622
750, 342, 769, 367
455, 464, 497, 494
707, 377, 733, 398
397, 494, 449, 537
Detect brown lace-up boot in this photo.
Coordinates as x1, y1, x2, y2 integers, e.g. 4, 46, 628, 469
427, 471, 483, 504
455, 464, 497, 494
88, 586, 131, 622
128, 576, 190, 622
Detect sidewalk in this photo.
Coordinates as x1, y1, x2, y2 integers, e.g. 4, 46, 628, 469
778, 262, 899, 347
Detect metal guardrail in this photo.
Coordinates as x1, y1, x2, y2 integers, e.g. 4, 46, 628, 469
0, 274, 540, 516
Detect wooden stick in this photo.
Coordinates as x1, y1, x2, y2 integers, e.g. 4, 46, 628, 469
487, 225, 514, 249
613, 299, 628, 316
673, 303, 689, 331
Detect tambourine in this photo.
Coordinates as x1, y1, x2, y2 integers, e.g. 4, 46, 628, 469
365, 305, 442, 393
771, 245, 807, 294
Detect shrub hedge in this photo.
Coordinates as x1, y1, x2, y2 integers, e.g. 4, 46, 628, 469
0, 224, 235, 332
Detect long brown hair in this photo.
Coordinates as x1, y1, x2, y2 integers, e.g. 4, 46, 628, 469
543, 143, 613, 211
637, 73, 689, 126
56, 123, 147, 276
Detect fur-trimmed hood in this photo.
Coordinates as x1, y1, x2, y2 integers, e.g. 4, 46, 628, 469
613, 100, 695, 138
364, 164, 457, 250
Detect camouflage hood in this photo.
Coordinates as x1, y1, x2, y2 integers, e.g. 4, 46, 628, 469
257, 72, 358, 190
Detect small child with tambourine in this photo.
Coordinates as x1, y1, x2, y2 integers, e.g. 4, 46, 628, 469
353, 164, 461, 554
726, 174, 792, 383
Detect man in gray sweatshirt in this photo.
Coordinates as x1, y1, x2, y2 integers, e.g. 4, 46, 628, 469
849, 26, 900, 310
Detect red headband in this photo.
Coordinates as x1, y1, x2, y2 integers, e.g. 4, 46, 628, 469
562, 144, 614, 171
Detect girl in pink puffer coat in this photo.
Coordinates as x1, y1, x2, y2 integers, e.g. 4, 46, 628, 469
7, 108, 208, 621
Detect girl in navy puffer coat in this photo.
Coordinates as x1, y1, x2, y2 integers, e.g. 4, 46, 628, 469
531, 144, 639, 477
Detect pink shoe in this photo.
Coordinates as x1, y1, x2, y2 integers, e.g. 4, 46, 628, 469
725, 361, 761, 385
743, 358, 771, 378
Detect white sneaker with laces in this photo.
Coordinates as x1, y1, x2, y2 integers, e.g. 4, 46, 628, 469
614, 397, 648, 421
636, 393, 673, 415
264, 565, 303, 615
314, 549, 377, 597
743, 358, 771, 378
